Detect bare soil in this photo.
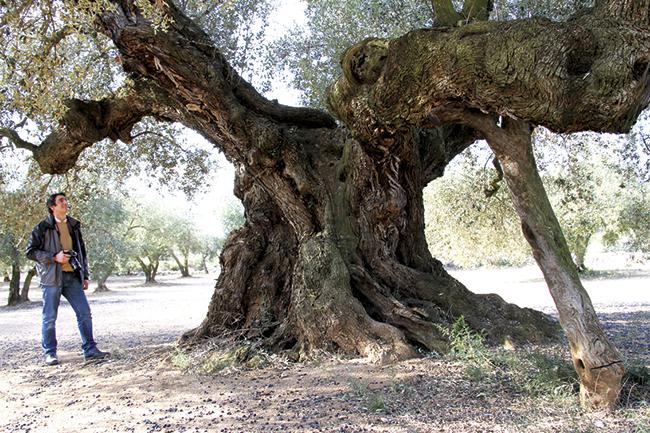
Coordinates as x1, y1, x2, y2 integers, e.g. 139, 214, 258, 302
0, 262, 649, 433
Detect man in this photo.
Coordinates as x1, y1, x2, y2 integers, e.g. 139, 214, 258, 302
26, 192, 109, 366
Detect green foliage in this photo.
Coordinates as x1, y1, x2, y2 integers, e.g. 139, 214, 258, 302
425, 127, 649, 269
0, 164, 50, 299
440, 316, 492, 368
0, 1, 231, 200
180, 0, 275, 90
124, 201, 174, 279
491, 0, 593, 21
424, 148, 530, 268
77, 125, 217, 199
607, 181, 650, 256
0, 0, 120, 120
221, 199, 245, 235
171, 348, 192, 371
75, 195, 131, 287
268, 0, 432, 108
536, 129, 626, 269
198, 234, 223, 273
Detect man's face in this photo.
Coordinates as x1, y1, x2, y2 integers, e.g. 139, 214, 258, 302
49, 195, 69, 215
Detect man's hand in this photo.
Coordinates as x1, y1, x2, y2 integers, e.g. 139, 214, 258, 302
54, 251, 70, 264
83, 279, 89, 291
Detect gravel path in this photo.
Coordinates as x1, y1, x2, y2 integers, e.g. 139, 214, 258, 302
0, 269, 648, 433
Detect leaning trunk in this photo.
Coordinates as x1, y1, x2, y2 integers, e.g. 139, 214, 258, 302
95, 271, 111, 292
485, 119, 624, 410
201, 256, 209, 274
7, 264, 21, 306
171, 252, 191, 277
19, 267, 35, 302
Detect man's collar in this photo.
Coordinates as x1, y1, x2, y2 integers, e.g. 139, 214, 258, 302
54, 215, 67, 223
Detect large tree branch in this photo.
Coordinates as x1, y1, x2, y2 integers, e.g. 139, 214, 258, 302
328, 13, 650, 142
595, 0, 650, 25
8, 80, 173, 174
432, 0, 463, 26
0, 127, 38, 152
96, 0, 334, 167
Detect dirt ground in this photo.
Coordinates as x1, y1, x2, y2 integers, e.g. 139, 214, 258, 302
0, 260, 649, 433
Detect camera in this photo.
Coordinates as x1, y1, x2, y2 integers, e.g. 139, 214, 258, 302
64, 250, 82, 272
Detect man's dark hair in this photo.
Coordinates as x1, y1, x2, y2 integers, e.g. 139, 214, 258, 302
46, 192, 66, 214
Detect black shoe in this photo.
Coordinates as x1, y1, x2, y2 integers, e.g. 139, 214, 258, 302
45, 354, 59, 366
84, 349, 110, 361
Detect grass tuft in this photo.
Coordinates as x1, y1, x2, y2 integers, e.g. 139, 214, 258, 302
348, 379, 387, 413
442, 316, 578, 401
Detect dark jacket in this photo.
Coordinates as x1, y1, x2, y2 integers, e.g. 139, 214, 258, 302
25, 214, 89, 287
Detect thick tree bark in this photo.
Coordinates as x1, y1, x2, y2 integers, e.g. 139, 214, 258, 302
595, 0, 650, 25
328, 14, 650, 137
185, 129, 558, 361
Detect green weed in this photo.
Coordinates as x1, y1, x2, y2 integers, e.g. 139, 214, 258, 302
170, 348, 191, 370
348, 379, 386, 413
441, 317, 578, 401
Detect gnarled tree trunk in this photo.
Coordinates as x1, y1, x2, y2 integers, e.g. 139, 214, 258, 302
326, 1, 649, 409
137, 257, 159, 284
187, 127, 558, 361
10, 0, 650, 411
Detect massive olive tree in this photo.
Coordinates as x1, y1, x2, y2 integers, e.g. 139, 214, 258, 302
2, 0, 648, 409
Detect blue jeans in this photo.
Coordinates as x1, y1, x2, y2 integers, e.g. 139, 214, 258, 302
42, 272, 97, 357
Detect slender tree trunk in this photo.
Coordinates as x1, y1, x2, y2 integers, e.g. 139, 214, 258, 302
152, 260, 159, 283
19, 267, 35, 302
201, 256, 209, 274
136, 257, 156, 284
171, 252, 191, 277
7, 264, 21, 306
95, 271, 111, 292
481, 118, 624, 410
573, 233, 592, 272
